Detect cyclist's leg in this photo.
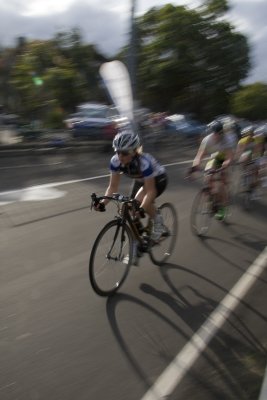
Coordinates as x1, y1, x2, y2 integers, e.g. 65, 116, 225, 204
253, 159, 261, 187
130, 180, 143, 199
250, 159, 262, 199
220, 169, 229, 206
133, 183, 157, 219
204, 158, 216, 192
155, 173, 168, 197
259, 154, 267, 187
133, 173, 167, 219
214, 165, 228, 220
151, 174, 169, 240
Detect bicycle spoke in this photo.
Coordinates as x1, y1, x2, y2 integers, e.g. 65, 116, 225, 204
89, 221, 133, 296
149, 203, 178, 265
191, 189, 213, 236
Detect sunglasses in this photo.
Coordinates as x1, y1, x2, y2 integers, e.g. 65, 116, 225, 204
116, 150, 132, 156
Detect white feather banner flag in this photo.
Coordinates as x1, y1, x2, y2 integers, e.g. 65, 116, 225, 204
99, 60, 134, 123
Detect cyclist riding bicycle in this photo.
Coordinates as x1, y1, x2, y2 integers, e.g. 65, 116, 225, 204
188, 120, 235, 220
93, 127, 168, 241
235, 125, 265, 194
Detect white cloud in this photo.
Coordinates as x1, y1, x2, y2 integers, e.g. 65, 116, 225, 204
0, 0, 266, 83
226, 0, 267, 82
22, 0, 75, 16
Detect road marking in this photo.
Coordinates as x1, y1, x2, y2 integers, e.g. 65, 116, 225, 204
0, 174, 110, 205
140, 246, 267, 400
0, 161, 63, 170
0, 160, 195, 206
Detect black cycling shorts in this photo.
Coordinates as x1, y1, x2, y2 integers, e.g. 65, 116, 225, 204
130, 173, 168, 198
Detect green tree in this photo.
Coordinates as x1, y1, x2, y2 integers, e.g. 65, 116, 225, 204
134, 2, 250, 120
10, 29, 107, 124
200, 0, 230, 17
52, 29, 107, 104
230, 83, 267, 121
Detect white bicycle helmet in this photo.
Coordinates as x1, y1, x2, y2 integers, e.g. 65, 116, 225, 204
241, 125, 254, 137
112, 129, 141, 152
254, 125, 266, 138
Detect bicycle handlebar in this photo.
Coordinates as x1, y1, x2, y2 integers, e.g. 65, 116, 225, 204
91, 192, 134, 204
91, 192, 143, 211
205, 167, 225, 176
186, 166, 225, 180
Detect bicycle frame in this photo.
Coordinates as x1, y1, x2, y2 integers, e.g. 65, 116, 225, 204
91, 193, 148, 246
204, 168, 223, 194
241, 160, 257, 190
202, 168, 225, 209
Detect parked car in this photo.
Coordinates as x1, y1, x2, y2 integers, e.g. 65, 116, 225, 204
165, 114, 206, 140
65, 103, 128, 141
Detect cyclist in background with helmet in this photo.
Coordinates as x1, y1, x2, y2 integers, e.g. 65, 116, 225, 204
94, 127, 168, 241
188, 120, 235, 220
235, 125, 265, 193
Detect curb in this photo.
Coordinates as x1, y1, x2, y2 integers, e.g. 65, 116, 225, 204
0, 141, 112, 157
0, 136, 199, 158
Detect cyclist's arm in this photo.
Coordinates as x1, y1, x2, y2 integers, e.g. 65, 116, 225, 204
102, 173, 121, 205
193, 146, 206, 168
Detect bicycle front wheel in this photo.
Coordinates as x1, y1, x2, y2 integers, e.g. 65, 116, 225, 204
190, 188, 213, 236
149, 203, 178, 266
240, 174, 253, 211
89, 220, 133, 296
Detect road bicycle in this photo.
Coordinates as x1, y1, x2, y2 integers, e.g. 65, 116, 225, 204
238, 160, 258, 210
89, 193, 178, 296
190, 168, 231, 236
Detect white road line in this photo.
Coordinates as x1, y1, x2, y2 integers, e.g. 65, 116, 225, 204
0, 159, 193, 197
0, 174, 109, 198
140, 247, 267, 400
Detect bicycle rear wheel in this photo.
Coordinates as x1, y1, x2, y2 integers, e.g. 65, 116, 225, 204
191, 188, 213, 236
89, 220, 133, 296
149, 203, 178, 266
240, 166, 254, 211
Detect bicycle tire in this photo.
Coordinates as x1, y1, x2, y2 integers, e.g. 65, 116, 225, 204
149, 202, 178, 266
89, 220, 133, 296
241, 174, 253, 211
242, 189, 253, 211
190, 188, 213, 236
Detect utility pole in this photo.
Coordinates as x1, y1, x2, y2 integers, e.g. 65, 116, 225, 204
128, 0, 137, 104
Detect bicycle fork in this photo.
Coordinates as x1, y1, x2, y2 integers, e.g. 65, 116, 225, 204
106, 222, 128, 262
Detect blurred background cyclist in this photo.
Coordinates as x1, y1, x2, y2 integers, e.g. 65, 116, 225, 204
188, 120, 235, 220
235, 125, 266, 195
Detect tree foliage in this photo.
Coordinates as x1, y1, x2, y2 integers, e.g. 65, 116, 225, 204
7, 29, 107, 122
135, 3, 250, 119
0, 1, 260, 125
230, 83, 267, 121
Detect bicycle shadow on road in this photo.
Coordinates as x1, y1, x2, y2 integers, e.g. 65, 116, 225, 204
156, 262, 267, 324
234, 195, 267, 222
105, 257, 266, 399
220, 221, 267, 253
139, 263, 267, 399
191, 228, 267, 284
106, 292, 193, 393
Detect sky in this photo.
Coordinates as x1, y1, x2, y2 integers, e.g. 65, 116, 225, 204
0, 0, 266, 84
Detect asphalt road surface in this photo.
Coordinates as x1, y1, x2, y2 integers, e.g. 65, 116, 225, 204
1, 145, 267, 400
